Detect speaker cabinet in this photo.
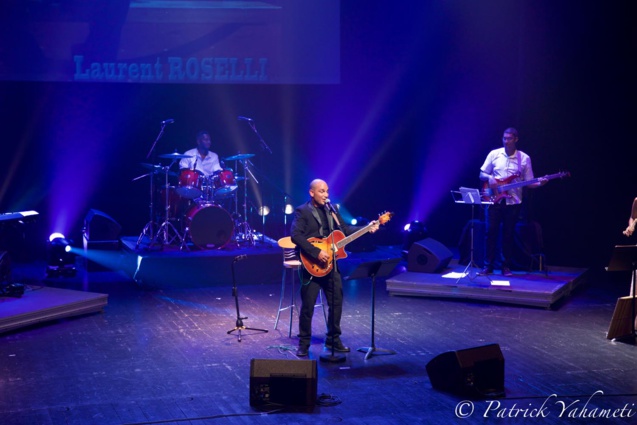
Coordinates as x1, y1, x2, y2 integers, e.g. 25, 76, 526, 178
407, 238, 453, 273
250, 359, 317, 410
426, 344, 505, 398
83, 210, 121, 272
84, 209, 121, 241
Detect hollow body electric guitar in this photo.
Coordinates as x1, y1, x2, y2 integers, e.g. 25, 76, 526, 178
300, 212, 393, 277
481, 171, 570, 203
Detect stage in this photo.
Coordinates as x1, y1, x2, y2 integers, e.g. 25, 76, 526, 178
386, 261, 590, 309
0, 286, 108, 334
117, 235, 283, 289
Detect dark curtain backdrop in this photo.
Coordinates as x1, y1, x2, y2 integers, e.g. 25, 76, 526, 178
0, 1, 635, 268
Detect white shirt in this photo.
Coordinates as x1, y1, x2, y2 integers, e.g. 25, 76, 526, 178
179, 148, 222, 177
480, 148, 534, 204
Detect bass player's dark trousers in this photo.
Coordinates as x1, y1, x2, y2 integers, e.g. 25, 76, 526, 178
485, 202, 521, 270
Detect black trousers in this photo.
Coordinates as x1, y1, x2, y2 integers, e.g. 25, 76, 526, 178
485, 202, 521, 270
298, 270, 343, 347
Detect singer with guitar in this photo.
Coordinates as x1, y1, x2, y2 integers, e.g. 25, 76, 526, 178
479, 127, 548, 277
291, 179, 380, 357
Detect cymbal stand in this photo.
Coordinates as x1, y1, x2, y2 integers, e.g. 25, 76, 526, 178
235, 158, 258, 246
135, 168, 158, 249
152, 161, 184, 248
137, 121, 170, 249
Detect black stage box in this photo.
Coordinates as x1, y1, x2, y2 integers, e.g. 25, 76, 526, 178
426, 343, 505, 398
250, 359, 317, 410
407, 238, 453, 273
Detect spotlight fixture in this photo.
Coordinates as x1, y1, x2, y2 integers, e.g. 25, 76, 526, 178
46, 233, 76, 277
284, 204, 294, 215
258, 206, 270, 217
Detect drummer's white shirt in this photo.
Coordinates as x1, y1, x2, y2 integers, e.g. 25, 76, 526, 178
179, 148, 222, 177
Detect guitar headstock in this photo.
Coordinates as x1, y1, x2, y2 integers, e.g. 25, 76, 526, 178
377, 211, 394, 225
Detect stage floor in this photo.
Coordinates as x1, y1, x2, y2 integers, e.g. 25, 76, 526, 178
1, 247, 635, 424
387, 262, 590, 309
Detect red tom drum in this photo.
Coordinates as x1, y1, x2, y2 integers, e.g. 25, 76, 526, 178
212, 170, 238, 199
177, 170, 203, 199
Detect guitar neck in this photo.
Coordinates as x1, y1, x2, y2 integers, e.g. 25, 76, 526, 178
499, 172, 566, 191
336, 221, 377, 249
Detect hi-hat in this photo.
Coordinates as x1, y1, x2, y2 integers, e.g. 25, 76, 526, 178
224, 153, 255, 161
140, 163, 178, 176
158, 152, 193, 159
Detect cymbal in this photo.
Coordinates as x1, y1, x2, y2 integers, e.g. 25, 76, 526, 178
140, 163, 178, 177
224, 153, 255, 161
158, 152, 193, 159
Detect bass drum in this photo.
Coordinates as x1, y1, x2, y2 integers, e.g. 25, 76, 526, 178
185, 204, 234, 249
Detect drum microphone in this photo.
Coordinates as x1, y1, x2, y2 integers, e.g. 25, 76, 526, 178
161, 119, 175, 125
237, 116, 253, 122
233, 254, 247, 262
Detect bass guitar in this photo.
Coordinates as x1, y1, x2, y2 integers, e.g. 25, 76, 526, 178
300, 211, 393, 277
481, 171, 570, 203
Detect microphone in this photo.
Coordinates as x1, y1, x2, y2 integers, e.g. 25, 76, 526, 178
325, 199, 337, 214
161, 119, 175, 125
233, 254, 247, 262
237, 116, 254, 122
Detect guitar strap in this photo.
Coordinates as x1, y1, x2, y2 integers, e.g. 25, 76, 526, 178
331, 212, 341, 228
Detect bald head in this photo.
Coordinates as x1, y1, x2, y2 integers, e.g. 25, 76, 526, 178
309, 179, 326, 190
309, 179, 329, 207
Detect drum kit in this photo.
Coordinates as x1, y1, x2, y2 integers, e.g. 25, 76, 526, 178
135, 152, 257, 250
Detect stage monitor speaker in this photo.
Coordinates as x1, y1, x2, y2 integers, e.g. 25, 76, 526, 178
426, 343, 505, 398
407, 238, 453, 273
84, 209, 121, 241
250, 359, 317, 410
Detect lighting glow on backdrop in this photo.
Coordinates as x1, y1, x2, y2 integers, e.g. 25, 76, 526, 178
1, 1, 340, 85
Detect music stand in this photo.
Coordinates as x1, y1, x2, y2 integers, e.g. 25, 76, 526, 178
605, 245, 637, 343
346, 258, 401, 360
451, 187, 492, 283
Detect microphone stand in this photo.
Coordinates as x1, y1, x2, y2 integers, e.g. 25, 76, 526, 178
320, 207, 346, 363
227, 255, 268, 342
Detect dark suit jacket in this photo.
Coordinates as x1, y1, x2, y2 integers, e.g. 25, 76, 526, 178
290, 201, 358, 260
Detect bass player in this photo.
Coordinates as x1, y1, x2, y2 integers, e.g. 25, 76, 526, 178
479, 127, 548, 277
291, 179, 379, 357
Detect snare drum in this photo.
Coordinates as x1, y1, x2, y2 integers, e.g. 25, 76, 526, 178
212, 169, 238, 200
176, 169, 203, 199
185, 204, 234, 249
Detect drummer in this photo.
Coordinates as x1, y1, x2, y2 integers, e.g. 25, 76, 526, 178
179, 130, 223, 177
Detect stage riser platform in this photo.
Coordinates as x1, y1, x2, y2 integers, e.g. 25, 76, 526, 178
120, 237, 282, 289
386, 264, 589, 309
1, 287, 108, 334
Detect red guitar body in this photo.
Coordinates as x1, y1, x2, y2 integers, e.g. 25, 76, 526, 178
302, 231, 348, 278
481, 174, 520, 203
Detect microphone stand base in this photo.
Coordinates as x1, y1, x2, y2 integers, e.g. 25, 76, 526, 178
357, 346, 396, 361
319, 353, 346, 363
